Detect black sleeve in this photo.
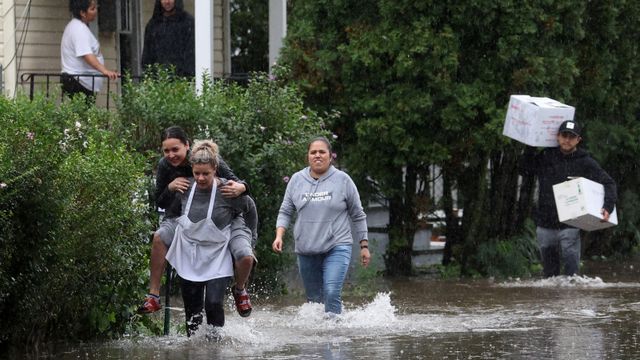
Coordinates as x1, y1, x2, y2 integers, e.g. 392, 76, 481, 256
217, 156, 250, 194
184, 17, 195, 77
155, 160, 175, 210
141, 22, 155, 71
585, 158, 617, 213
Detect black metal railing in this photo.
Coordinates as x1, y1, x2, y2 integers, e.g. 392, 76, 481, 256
20, 72, 126, 109
20, 72, 250, 110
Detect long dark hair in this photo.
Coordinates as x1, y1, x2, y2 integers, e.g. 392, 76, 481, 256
161, 125, 190, 146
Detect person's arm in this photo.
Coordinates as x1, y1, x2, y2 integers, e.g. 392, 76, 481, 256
217, 156, 249, 197
585, 158, 617, 216
272, 177, 296, 253
141, 23, 155, 71
82, 54, 119, 80
184, 16, 195, 77
344, 175, 371, 267
272, 227, 286, 253
154, 160, 189, 209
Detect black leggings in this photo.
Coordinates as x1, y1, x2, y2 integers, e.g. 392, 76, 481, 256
180, 276, 231, 336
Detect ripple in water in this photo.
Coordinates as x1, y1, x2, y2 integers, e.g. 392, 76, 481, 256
497, 274, 640, 288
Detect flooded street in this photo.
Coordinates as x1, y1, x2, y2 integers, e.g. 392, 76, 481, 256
21, 260, 640, 359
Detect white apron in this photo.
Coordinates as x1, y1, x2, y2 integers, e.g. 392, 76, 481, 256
166, 181, 233, 282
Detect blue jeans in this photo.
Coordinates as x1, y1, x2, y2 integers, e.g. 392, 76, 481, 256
536, 226, 581, 277
297, 244, 352, 314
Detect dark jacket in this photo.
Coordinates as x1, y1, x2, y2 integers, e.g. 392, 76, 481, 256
141, 0, 194, 77
155, 156, 248, 218
519, 147, 617, 229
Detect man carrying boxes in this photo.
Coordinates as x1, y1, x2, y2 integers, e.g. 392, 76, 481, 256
518, 119, 617, 278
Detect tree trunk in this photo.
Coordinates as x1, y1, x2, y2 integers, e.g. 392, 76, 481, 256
383, 165, 417, 275
442, 163, 462, 265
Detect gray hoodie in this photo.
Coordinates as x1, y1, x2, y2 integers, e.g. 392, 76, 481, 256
276, 165, 368, 254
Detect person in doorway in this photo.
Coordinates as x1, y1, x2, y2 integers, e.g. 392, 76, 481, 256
519, 120, 617, 277
165, 140, 253, 337
141, 0, 195, 77
61, 0, 119, 99
138, 126, 256, 318
272, 136, 371, 315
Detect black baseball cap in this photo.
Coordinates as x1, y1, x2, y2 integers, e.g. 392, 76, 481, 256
558, 120, 581, 137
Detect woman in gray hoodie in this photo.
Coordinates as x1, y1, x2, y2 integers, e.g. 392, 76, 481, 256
272, 136, 371, 315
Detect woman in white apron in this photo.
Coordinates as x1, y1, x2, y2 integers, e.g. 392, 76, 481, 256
166, 140, 253, 337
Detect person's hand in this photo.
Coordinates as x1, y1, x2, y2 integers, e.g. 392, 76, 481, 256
360, 247, 371, 267
359, 240, 371, 267
168, 177, 190, 193
220, 180, 246, 198
103, 69, 120, 80
601, 208, 610, 222
272, 237, 283, 253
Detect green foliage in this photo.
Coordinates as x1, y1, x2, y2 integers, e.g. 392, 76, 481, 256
0, 95, 150, 347
118, 67, 203, 155
282, 0, 640, 274
230, 0, 269, 73
474, 219, 540, 278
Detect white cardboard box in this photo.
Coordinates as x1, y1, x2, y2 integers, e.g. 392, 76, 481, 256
503, 95, 575, 147
552, 177, 617, 231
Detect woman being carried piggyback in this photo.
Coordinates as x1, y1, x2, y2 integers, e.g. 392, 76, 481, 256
165, 140, 253, 338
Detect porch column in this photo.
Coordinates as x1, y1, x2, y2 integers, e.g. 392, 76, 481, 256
2, 0, 17, 97
268, 0, 286, 73
195, 0, 215, 93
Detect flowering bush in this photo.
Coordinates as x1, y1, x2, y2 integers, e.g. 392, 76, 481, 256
0, 95, 150, 346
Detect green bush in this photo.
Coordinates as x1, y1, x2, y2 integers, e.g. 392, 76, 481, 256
474, 219, 540, 278
0, 95, 150, 347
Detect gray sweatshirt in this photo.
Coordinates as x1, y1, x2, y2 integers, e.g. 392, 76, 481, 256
276, 165, 368, 254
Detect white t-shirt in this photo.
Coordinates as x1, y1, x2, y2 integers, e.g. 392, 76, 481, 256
60, 18, 104, 92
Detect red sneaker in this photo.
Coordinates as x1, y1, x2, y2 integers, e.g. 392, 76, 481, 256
233, 288, 252, 317
137, 295, 161, 314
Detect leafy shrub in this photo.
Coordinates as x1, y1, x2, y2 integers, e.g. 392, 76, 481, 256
0, 95, 150, 347
474, 219, 540, 278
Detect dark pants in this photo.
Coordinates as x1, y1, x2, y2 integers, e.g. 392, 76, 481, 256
180, 276, 231, 336
61, 73, 95, 102
536, 226, 581, 277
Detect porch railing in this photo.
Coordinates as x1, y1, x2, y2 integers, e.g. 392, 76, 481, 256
19, 72, 250, 110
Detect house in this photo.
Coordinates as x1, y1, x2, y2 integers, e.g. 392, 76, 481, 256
0, 0, 286, 103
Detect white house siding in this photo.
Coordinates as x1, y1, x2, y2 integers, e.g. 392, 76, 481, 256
1, 0, 16, 96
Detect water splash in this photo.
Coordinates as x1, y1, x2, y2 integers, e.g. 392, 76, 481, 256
498, 275, 640, 288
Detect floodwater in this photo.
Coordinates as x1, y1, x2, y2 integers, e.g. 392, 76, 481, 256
17, 260, 640, 359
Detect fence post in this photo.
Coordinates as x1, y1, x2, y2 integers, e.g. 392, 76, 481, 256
163, 265, 172, 335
